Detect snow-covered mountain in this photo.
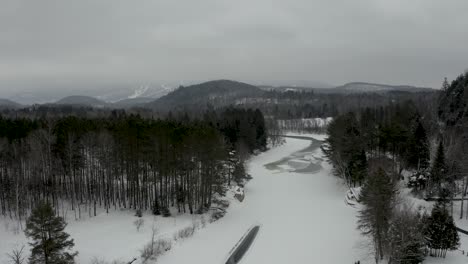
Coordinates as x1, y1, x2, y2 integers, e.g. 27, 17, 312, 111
95, 84, 177, 103
5, 83, 178, 106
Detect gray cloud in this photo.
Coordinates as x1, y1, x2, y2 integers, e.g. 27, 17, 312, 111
1, 0, 467, 95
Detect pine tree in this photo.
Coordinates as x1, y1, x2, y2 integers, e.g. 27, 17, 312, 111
233, 162, 247, 185
388, 208, 426, 264
406, 120, 430, 170
431, 141, 447, 191
442, 77, 450, 91
322, 112, 362, 185
424, 201, 459, 258
358, 167, 397, 262
349, 149, 367, 186
25, 202, 78, 264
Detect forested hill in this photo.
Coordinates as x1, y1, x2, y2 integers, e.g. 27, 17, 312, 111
437, 72, 468, 169
0, 98, 22, 109
259, 82, 433, 94
147, 80, 263, 111
55, 95, 108, 107
320, 71, 468, 263
322, 82, 434, 94
438, 72, 468, 127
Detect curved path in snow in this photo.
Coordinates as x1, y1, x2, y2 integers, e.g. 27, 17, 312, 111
158, 135, 364, 264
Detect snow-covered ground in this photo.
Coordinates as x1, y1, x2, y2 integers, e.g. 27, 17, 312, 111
1, 208, 209, 263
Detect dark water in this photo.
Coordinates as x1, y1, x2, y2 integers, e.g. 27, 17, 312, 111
264, 137, 324, 174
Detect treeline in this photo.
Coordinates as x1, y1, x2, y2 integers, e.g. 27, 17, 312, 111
322, 91, 462, 262
438, 73, 468, 220
0, 108, 267, 220
275, 118, 331, 134
245, 90, 437, 119
322, 100, 433, 187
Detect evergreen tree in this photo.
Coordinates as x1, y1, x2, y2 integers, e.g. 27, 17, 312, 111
424, 201, 459, 258
406, 120, 430, 170
322, 112, 362, 185
388, 208, 426, 264
437, 187, 451, 212
348, 149, 367, 186
233, 162, 248, 185
442, 77, 450, 91
358, 168, 397, 262
253, 109, 267, 150
431, 141, 447, 190
25, 202, 78, 264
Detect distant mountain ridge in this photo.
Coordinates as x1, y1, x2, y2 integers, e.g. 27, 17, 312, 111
259, 82, 433, 94
113, 97, 156, 108
55, 95, 108, 107
0, 98, 22, 109
0, 80, 436, 111
316, 82, 434, 93
148, 80, 263, 110
5, 83, 177, 105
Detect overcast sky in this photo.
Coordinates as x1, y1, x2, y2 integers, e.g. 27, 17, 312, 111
1, 0, 468, 94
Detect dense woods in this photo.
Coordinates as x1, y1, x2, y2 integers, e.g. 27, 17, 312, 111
0, 108, 267, 220
246, 90, 437, 120
322, 100, 434, 188
323, 71, 468, 262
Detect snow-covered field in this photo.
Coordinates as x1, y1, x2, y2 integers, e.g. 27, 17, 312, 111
2, 135, 467, 263
1, 207, 209, 263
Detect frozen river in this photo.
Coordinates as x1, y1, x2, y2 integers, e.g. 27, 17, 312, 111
158, 135, 365, 264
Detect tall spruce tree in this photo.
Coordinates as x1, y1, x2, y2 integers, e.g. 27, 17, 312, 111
25, 202, 78, 264
388, 208, 426, 264
431, 141, 447, 190
358, 167, 397, 262
349, 149, 367, 186
424, 201, 459, 258
406, 120, 430, 170
322, 112, 362, 185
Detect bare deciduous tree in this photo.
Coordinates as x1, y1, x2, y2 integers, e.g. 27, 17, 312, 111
6, 245, 26, 264
134, 219, 144, 231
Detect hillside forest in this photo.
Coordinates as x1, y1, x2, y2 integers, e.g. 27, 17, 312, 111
323, 72, 468, 262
